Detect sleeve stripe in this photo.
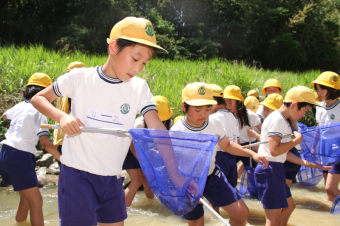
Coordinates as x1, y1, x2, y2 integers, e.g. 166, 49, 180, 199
37, 131, 49, 137
268, 132, 283, 138
141, 105, 157, 116
52, 82, 62, 97
219, 135, 226, 141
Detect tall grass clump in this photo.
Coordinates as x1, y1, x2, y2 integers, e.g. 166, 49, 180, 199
1, 44, 321, 131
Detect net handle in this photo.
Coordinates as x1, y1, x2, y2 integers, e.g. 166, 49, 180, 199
40, 124, 130, 134
199, 198, 230, 225
242, 134, 293, 149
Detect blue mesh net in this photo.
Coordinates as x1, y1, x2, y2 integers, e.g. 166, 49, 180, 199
297, 164, 323, 186
239, 167, 259, 198
298, 122, 340, 166
129, 129, 219, 216
331, 195, 340, 214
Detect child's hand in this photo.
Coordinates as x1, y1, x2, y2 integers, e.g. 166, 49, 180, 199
304, 160, 333, 171
187, 179, 200, 197
247, 128, 257, 138
59, 114, 85, 135
253, 153, 269, 168
292, 131, 303, 144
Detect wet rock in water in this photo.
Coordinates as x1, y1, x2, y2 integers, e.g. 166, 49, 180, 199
121, 170, 131, 189
36, 153, 53, 167
37, 174, 59, 187
47, 162, 60, 175
35, 150, 44, 160
36, 167, 47, 176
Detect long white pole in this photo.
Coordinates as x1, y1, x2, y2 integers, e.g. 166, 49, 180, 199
199, 198, 230, 225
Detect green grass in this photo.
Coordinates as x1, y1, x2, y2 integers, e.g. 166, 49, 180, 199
1, 44, 320, 125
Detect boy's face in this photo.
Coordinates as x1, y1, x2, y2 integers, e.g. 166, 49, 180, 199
265, 86, 281, 96
110, 42, 154, 82
263, 106, 274, 118
183, 104, 211, 127
289, 103, 312, 122
225, 98, 237, 114
315, 84, 327, 101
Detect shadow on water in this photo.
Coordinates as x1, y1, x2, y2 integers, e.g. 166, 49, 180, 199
294, 197, 331, 212
291, 183, 326, 193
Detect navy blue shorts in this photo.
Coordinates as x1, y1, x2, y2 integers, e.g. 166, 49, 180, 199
329, 162, 340, 174
0, 144, 38, 191
58, 165, 127, 226
122, 148, 140, 170
182, 166, 241, 220
283, 147, 301, 180
255, 162, 292, 209
235, 142, 258, 168
215, 151, 238, 187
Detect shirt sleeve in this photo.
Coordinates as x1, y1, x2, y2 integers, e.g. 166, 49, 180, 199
35, 113, 49, 137
4, 107, 14, 120
52, 70, 79, 98
211, 116, 226, 140
267, 117, 284, 138
249, 110, 261, 127
137, 81, 157, 116
315, 106, 320, 124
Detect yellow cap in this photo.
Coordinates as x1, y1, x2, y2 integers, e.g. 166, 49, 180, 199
174, 116, 184, 124
244, 96, 259, 113
223, 85, 244, 102
260, 93, 284, 110
67, 61, 85, 72
182, 82, 217, 106
284, 86, 322, 107
107, 17, 167, 54
26, 73, 52, 88
154, 95, 173, 121
210, 84, 223, 97
261, 79, 282, 93
247, 89, 259, 98
311, 71, 340, 90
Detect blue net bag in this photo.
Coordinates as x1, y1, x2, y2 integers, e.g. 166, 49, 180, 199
299, 121, 340, 166
331, 195, 340, 214
297, 164, 323, 186
129, 129, 219, 216
239, 166, 258, 198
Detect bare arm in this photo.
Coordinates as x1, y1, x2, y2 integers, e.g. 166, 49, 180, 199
2, 112, 7, 120
143, 110, 167, 130
31, 86, 84, 135
247, 128, 261, 140
269, 131, 302, 157
39, 135, 61, 162
286, 152, 333, 171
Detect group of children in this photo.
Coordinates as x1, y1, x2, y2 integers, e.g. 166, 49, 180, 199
0, 16, 339, 226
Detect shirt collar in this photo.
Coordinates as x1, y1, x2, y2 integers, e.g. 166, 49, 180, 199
97, 66, 123, 84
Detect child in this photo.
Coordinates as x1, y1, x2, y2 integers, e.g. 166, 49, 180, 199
31, 17, 169, 225
224, 85, 262, 178
0, 73, 61, 226
254, 86, 332, 226
171, 82, 268, 226
123, 95, 173, 207
244, 96, 260, 113
256, 79, 282, 121
210, 84, 240, 213
247, 89, 259, 100
174, 115, 184, 124
53, 61, 86, 162
311, 71, 340, 202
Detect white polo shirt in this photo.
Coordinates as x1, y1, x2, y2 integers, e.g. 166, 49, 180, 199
258, 110, 293, 162
256, 104, 265, 121
52, 66, 156, 176
236, 109, 261, 143
170, 115, 225, 175
1, 100, 49, 154
316, 99, 340, 126
213, 109, 239, 145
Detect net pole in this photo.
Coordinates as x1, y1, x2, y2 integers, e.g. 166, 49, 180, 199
199, 198, 230, 225
40, 124, 130, 134
242, 134, 293, 149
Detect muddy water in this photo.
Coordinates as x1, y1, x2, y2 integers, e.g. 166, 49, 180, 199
0, 179, 339, 226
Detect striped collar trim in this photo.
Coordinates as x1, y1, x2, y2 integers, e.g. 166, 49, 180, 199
181, 117, 209, 131
24, 100, 31, 103
217, 109, 231, 113
97, 66, 122, 84
324, 99, 340, 110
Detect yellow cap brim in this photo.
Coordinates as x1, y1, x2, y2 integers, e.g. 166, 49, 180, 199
260, 102, 278, 111
107, 37, 168, 54
26, 82, 50, 88
184, 99, 217, 106
284, 100, 324, 108
311, 80, 340, 90
223, 95, 244, 102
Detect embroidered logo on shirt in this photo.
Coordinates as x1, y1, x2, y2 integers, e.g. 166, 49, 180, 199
145, 25, 154, 36
198, 87, 206, 95
331, 114, 335, 120
120, 104, 130, 114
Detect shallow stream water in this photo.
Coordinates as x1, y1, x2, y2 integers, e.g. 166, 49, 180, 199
0, 179, 340, 225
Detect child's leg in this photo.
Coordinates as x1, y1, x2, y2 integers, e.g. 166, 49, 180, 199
221, 199, 249, 226
20, 187, 44, 226
98, 221, 124, 226
323, 171, 328, 185
187, 216, 204, 226
285, 179, 292, 187
325, 173, 340, 202
141, 173, 154, 199
280, 197, 295, 226
264, 209, 281, 226
16, 191, 30, 222
237, 162, 245, 179
125, 169, 143, 207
